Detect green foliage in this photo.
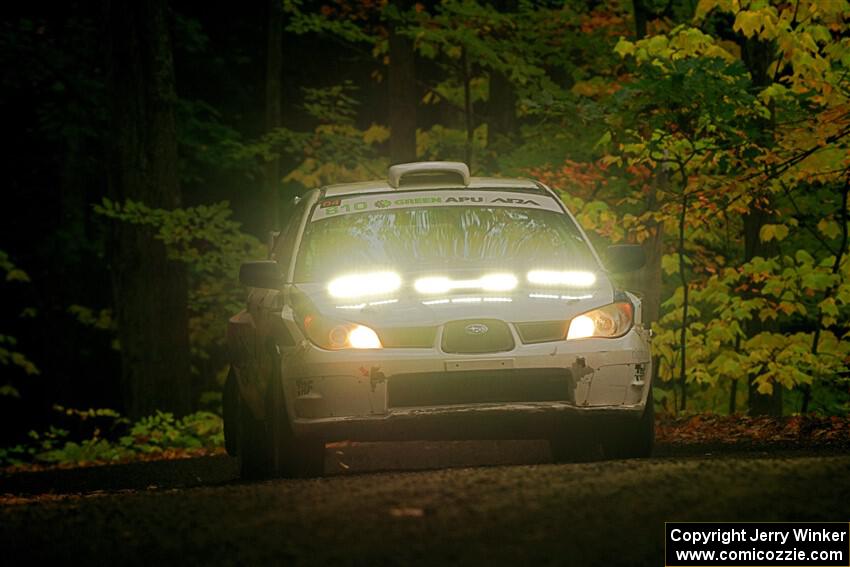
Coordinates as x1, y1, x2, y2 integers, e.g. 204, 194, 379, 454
121, 411, 224, 452
558, 1, 850, 413
0, 251, 38, 398
68, 305, 114, 331
0, 409, 223, 468
93, 199, 265, 371
239, 81, 392, 188
176, 98, 261, 184
4, 0, 850, 421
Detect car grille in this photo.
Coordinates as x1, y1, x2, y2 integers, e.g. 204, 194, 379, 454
515, 321, 569, 344
376, 326, 437, 348
387, 368, 574, 408
441, 319, 515, 354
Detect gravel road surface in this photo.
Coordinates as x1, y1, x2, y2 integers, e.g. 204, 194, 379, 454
2, 441, 849, 566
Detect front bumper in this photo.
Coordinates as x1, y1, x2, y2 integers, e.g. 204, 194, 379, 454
281, 327, 652, 442
291, 402, 646, 442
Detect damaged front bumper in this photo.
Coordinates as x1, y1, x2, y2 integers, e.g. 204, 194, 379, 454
290, 403, 648, 442
280, 327, 652, 443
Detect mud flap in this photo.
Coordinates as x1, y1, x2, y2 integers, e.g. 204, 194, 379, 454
268, 349, 325, 478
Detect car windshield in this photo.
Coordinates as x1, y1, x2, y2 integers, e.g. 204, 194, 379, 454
294, 198, 597, 283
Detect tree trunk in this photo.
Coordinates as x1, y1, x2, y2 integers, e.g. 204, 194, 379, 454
388, 9, 417, 165
729, 335, 742, 414
677, 189, 689, 411
624, 168, 666, 326
462, 46, 473, 170
740, 36, 782, 416
104, 0, 191, 418
263, 0, 283, 233
487, 0, 518, 148
802, 179, 849, 413
743, 209, 782, 416
487, 70, 518, 148
632, 0, 648, 39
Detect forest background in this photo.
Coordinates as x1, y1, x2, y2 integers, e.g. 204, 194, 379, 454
1, 0, 848, 462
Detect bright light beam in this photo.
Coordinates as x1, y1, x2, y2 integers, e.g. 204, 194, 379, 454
414, 273, 518, 294
527, 270, 596, 287
328, 272, 402, 298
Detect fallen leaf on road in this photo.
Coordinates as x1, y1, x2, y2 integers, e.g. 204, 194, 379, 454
389, 507, 424, 518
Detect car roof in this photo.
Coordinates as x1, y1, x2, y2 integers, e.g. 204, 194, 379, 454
322, 176, 543, 198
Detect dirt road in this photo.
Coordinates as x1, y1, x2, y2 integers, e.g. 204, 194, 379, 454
2, 442, 849, 566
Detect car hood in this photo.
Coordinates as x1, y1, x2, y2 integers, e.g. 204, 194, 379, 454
291, 278, 615, 328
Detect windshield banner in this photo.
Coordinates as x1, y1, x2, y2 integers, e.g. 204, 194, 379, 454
311, 190, 563, 222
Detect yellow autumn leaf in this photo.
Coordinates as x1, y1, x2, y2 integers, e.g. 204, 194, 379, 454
759, 223, 789, 242
614, 38, 635, 58
362, 124, 390, 145
756, 378, 774, 395
733, 10, 763, 38
817, 218, 841, 239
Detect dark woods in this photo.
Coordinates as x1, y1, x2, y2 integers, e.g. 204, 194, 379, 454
1, 0, 849, 445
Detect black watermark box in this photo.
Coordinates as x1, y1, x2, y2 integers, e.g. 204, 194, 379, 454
666, 522, 849, 566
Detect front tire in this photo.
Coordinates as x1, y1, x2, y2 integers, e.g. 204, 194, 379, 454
238, 394, 272, 480
226, 365, 275, 479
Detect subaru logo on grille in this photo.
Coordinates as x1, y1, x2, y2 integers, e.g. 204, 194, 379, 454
465, 323, 489, 336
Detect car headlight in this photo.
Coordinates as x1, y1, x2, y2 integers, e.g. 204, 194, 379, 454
566, 302, 633, 340
303, 314, 383, 349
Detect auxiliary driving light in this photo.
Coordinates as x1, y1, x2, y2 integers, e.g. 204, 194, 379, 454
527, 270, 596, 287
414, 273, 518, 294
327, 271, 401, 299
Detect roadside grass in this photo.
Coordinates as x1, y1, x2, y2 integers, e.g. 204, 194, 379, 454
0, 409, 224, 472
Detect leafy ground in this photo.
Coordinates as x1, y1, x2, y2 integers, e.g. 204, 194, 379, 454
656, 413, 850, 447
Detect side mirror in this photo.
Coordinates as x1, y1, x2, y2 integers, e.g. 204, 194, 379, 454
239, 261, 284, 289
606, 244, 646, 273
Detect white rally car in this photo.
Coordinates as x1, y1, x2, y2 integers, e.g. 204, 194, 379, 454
224, 162, 653, 478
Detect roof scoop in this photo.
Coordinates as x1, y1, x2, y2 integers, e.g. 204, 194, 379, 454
387, 161, 470, 188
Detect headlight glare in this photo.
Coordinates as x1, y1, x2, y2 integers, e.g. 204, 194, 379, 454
566, 315, 596, 339
413, 273, 518, 294
528, 270, 596, 287
414, 276, 451, 294
327, 271, 401, 299
481, 273, 518, 291
303, 315, 383, 349
347, 325, 382, 349
566, 302, 633, 340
